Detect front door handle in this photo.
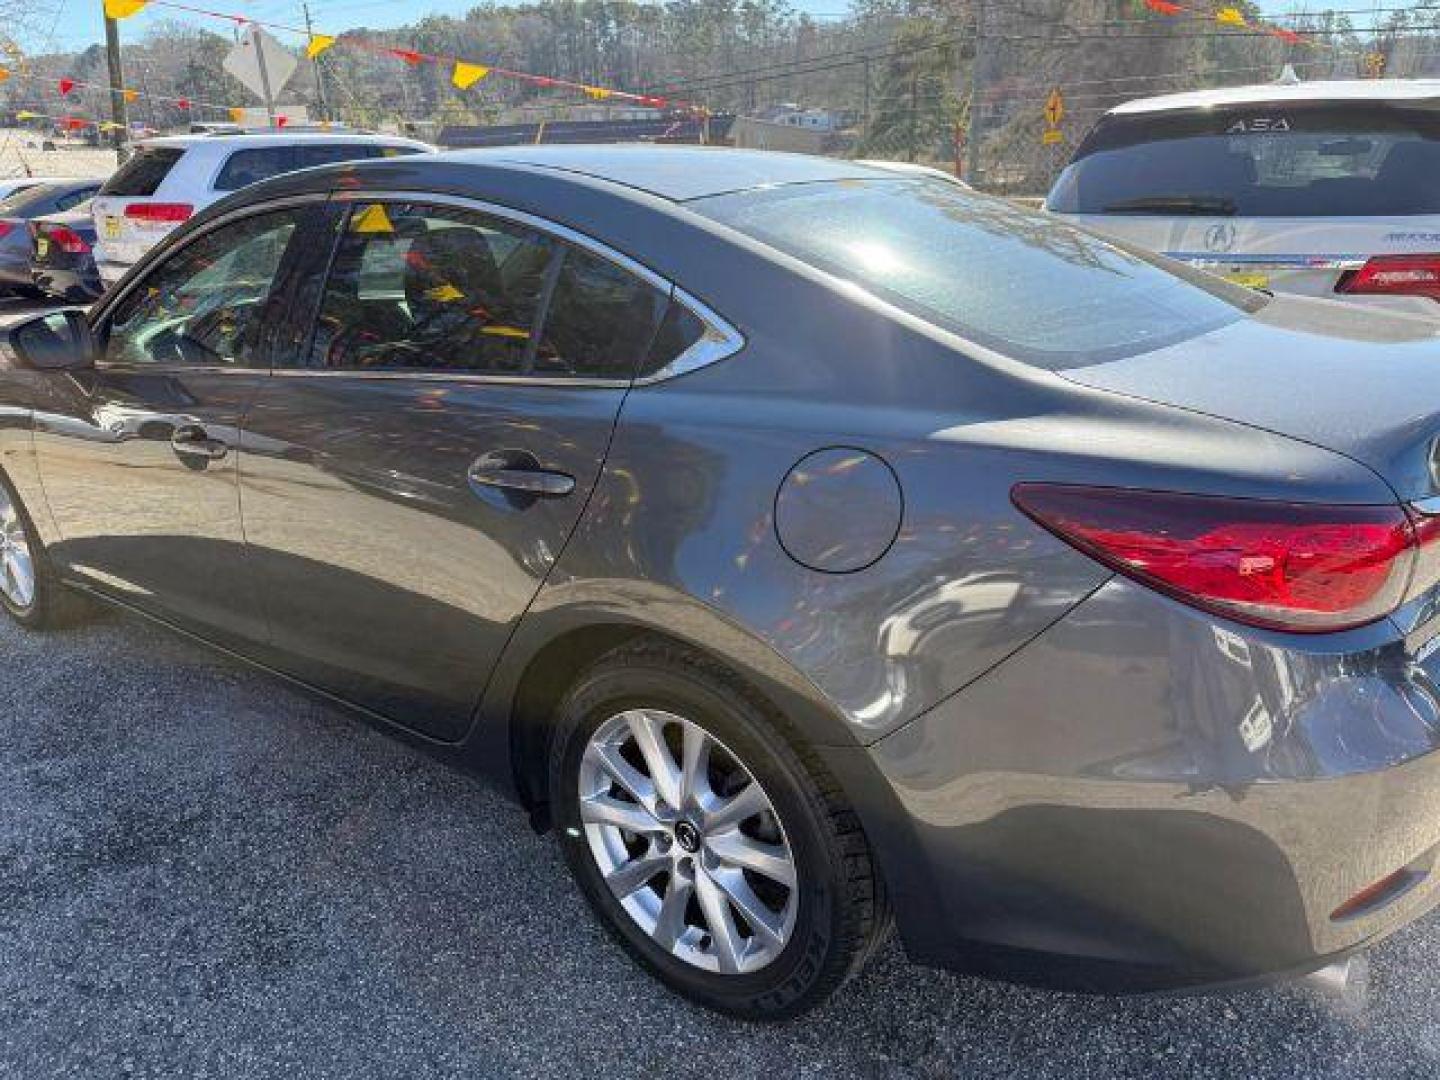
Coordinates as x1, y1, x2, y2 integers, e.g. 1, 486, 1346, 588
170, 424, 228, 462
468, 462, 576, 498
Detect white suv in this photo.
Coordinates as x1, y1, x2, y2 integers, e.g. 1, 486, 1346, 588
91, 131, 432, 285
1046, 79, 1440, 317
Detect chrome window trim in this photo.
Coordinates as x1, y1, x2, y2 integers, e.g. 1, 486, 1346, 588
1165, 252, 1369, 271
89, 188, 746, 385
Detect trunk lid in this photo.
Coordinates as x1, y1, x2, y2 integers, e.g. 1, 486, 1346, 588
1061, 294, 1440, 499
1061, 212, 1440, 318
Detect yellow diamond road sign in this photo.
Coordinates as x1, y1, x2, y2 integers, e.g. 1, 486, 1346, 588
1044, 88, 1065, 128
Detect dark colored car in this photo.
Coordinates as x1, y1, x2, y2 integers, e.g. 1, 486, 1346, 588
31, 201, 102, 303
0, 180, 101, 296
2, 147, 1440, 1020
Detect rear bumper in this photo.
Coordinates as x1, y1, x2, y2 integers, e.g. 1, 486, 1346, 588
843, 577, 1440, 993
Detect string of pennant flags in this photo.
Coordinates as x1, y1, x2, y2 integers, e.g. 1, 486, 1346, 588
101, 0, 703, 114
1136, 0, 1369, 56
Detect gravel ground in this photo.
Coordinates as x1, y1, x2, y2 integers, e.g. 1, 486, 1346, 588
2, 608, 1440, 1080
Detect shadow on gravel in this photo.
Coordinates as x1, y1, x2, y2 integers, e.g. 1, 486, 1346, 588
1, 611, 1436, 1079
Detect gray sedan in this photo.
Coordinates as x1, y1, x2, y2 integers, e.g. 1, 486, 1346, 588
1, 146, 1439, 1020
0, 179, 101, 295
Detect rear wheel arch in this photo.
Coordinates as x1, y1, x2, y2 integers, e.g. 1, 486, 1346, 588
499, 618, 863, 826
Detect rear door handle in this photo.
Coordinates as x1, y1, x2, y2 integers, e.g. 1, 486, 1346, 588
467, 463, 575, 498
170, 424, 228, 461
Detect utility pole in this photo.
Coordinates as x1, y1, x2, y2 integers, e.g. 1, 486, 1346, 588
250, 25, 278, 128
964, 0, 987, 186
302, 2, 330, 122
862, 55, 871, 148
103, 5, 129, 164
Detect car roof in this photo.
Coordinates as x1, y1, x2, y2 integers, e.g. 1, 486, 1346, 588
136, 132, 432, 151
1109, 78, 1440, 116
432, 145, 898, 201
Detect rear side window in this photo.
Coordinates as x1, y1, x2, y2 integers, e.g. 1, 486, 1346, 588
303, 201, 555, 374
694, 178, 1259, 369
533, 248, 668, 379
1049, 103, 1440, 217
100, 147, 184, 196
214, 143, 415, 192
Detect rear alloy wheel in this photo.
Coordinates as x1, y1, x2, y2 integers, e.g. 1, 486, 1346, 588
577, 709, 799, 975
0, 475, 90, 630
550, 640, 889, 1019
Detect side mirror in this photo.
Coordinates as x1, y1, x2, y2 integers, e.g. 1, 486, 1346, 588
6, 308, 98, 371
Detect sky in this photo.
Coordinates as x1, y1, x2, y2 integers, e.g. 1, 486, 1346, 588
23, 0, 1410, 58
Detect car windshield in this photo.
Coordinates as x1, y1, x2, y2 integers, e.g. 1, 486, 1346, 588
691, 178, 1260, 369
1048, 102, 1440, 217
0, 184, 63, 215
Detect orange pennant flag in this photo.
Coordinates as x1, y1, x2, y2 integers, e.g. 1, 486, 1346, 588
229, 106, 245, 123
104, 0, 149, 18
123, 88, 139, 103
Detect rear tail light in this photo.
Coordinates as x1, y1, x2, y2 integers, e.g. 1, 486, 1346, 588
41, 225, 90, 254
0, 220, 13, 239
1336, 254, 1440, 302
122, 202, 193, 224
1012, 484, 1440, 633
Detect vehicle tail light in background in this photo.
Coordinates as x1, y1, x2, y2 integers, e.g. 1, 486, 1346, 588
1011, 484, 1440, 633
0, 220, 14, 239
122, 202, 193, 224
42, 226, 90, 254
1336, 254, 1440, 302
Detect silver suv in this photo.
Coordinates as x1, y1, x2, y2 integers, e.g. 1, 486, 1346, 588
91, 131, 431, 285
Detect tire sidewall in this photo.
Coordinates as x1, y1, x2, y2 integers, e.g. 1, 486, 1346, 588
550, 657, 842, 1019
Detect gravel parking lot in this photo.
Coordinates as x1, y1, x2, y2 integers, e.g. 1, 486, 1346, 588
2, 605, 1439, 1080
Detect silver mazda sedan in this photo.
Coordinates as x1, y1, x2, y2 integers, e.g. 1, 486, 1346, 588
3, 147, 1440, 1019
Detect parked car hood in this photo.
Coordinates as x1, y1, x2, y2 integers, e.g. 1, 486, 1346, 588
1060, 293, 1440, 499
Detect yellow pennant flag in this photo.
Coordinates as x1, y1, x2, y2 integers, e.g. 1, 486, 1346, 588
306, 34, 335, 59
104, 0, 149, 19
451, 61, 490, 90
15, 110, 36, 120
98, 121, 124, 132
584, 86, 611, 101
350, 203, 395, 235
1216, 7, 1247, 26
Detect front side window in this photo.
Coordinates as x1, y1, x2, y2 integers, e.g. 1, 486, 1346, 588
103, 208, 310, 367
693, 178, 1259, 369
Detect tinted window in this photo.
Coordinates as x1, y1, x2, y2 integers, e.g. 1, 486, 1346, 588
0, 183, 74, 215
638, 299, 707, 378
100, 147, 184, 196
1049, 104, 1440, 217
52, 186, 97, 212
104, 209, 308, 367
694, 178, 1257, 369
533, 248, 668, 379
214, 143, 416, 192
303, 202, 555, 374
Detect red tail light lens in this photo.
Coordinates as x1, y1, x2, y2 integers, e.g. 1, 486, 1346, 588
1012, 484, 1425, 632
1337, 254, 1440, 301
0, 220, 13, 239
42, 225, 90, 254
123, 202, 193, 224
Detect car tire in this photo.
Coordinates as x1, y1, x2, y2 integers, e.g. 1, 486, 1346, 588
549, 637, 890, 1020
0, 472, 91, 630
